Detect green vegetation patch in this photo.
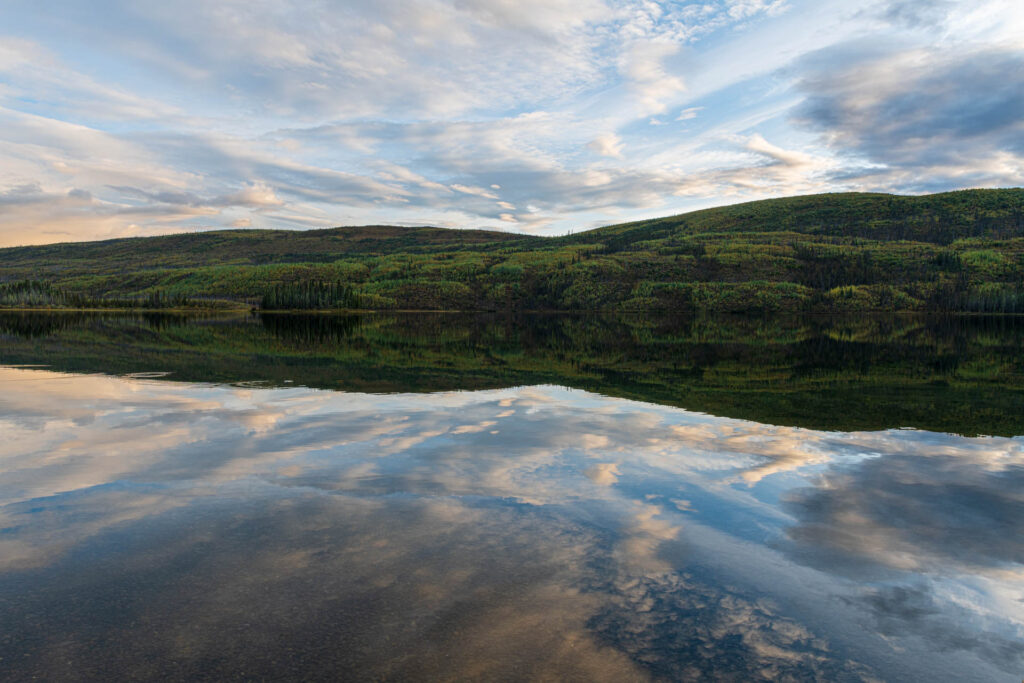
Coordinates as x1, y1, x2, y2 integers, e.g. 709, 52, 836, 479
2, 189, 1022, 313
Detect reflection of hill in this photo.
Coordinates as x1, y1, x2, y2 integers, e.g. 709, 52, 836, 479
1, 312, 1022, 436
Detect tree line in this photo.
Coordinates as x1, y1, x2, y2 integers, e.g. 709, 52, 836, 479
0, 280, 191, 309
260, 280, 360, 310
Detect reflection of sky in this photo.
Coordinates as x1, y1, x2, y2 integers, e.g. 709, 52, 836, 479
1, 367, 1022, 680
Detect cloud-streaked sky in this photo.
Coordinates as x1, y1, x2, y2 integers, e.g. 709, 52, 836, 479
0, 0, 1021, 245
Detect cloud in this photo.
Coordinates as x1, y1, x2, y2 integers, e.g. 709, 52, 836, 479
878, 0, 955, 28
0, 1, 1020, 244
676, 106, 702, 121
619, 41, 686, 116
106, 182, 284, 210
216, 182, 284, 208
745, 133, 812, 167
588, 132, 625, 158
0, 36, 185, 123
5, 0, 616, 120
792, 43, 1024, 191
726, 0, 790, 21
0, 182, 49, 206
450, 183, 499, 199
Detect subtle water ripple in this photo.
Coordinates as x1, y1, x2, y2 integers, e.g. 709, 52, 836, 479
0, 367, 1021, 681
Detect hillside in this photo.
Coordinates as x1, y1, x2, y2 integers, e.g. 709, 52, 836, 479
0, 224, 527, 274
2, 189, 1023, 313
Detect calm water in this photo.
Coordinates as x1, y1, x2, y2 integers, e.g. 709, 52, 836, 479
0, 313, 1022, 681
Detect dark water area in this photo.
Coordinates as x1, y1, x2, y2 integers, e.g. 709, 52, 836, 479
0, 313, 1022, 680
3, 310, 1024, 434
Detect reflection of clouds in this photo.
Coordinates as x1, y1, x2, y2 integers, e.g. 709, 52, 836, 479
451, 420, 497, 434
1, 493, 649, 681
854, 583, 1024, 674
0, 487, 190, 570
0, 482, 870, 681
3, 368, 1022, 566
667, 423, 834, 484
1, 368, 1023, 679
783, 435, 1024, 575
586, 567, 874, 681
779, 432, 1024, 677
580, 433, 610, 449
0, 371, 282, 502
584, 462, 620, 485
616, 503, 680, 575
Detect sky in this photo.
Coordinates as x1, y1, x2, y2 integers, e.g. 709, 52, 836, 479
0, 0, 1021, 246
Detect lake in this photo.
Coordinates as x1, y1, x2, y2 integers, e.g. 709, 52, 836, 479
1, 313, 1022, 681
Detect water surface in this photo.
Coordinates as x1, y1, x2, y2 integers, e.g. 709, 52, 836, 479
0, 314, 1022, 681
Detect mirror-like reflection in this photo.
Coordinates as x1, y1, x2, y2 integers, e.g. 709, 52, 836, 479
0, 367, 1021, 681
2, 311, 1023, 434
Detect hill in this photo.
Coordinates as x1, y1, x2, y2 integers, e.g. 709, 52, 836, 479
1, 189, 1022, 313
0, 224, 527, 273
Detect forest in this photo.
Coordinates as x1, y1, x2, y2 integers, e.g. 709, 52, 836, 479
1, 189, 1022, 313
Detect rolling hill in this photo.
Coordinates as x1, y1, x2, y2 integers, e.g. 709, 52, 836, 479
2, 189, 1022, 313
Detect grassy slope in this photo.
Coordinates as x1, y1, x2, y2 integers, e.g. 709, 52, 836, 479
2, 189, 1023, 312
0, 224, 528, 275
562, 190, 1024, 243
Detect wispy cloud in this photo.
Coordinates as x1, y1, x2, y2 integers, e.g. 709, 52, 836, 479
0, 0, 1020, 244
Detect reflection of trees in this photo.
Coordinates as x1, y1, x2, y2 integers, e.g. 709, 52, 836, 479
260, 313, 362, 346
0, 311, 103, 338
0, 311, 199, 337
2, 312, 1024, 434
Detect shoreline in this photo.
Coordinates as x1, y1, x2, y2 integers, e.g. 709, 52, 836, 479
1, 307, 1023, 317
